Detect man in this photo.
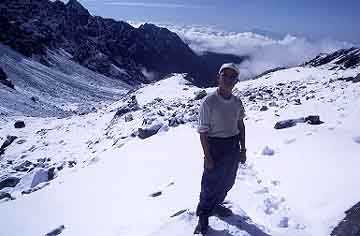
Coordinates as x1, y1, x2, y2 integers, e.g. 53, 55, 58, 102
195, 63, 246, 235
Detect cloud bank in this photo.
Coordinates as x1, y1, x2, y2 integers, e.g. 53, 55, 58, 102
165, 25, 353, 79
130, 22, 353, 80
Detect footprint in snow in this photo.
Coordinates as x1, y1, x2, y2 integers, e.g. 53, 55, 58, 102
263, 196, 286, 215
353, 136, 360, 144
284, 138, 296, 144
261, 146, 275, 156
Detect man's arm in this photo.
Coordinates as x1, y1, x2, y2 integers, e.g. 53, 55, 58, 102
238, 119, 246, 150
200, 132, 210, 158
199, 132, 214, 169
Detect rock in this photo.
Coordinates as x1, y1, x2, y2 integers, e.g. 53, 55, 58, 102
68, 160, 77, 168
0, 177, 20, 190
194, 90, 207, 100
16, 139, 26, 144
0, 79, 15, 89
262, 89, 273, 94
31, 168, 50, 188
170, 209, 187, 218
338, 77, 355, 82
293, 98, 301, 105
268, 102, 277, 107
124, 113, 133, 122
157, 110, 165, 116
354, 74, 360, 83
0, 192, 14, 201
274, 119, 297, 129
153, 97, 163, 102
306, 94, 315, 100
0, 67, 15, 89
278, 217, 289, 228
331, 202, 360, 236
305, 115, 323, 125
13, 160, 34, 172
260, 105, 268, 111
45, 225, 65, 236
0, 135, 18, 156
14, 121, 25, 128
262, 146, 275, 156
249, 95, 256, 101
338, 75, 360, 83
1, 135, 18, 149
138, 123, 163, 139
0, 67, 7, 81
48, 167, 56, 181
306, 48, 360, 68
168, 117, 185, 127
150, 191, 162, 197
114, 107, 130, 117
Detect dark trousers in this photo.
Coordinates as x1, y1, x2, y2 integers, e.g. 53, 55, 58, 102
196, 134, 241, 217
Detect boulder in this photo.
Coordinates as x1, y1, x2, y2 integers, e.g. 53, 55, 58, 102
138, 123, 163, 139
14, 121, 25, 128
124, 113, 133, 122
0, 177, 20, 190
194, 90, 207, 100
0, 67, 7, 81
45, 225, 65, 236
274, 119, 297, 129
305, 115, 323, 125
0, 192, 14, 201
260, 105, 268, 111
354, 74, 360, 83
331, 202, 360, 236
0, 135, 18, 156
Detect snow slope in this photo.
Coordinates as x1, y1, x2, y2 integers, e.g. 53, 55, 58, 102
0, 65, 360, 236
0, 43, 132, 117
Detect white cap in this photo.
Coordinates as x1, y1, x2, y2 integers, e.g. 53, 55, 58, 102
218, 63, 240, 81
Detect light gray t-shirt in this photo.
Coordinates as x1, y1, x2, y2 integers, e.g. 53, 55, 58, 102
197, 89, 245, 138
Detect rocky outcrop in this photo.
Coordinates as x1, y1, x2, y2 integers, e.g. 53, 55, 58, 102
331, 202, 360, 236
0, 177, 20, 190
0, 135, 17, 156
0, 67, 14, 89
306, 47, 360, 69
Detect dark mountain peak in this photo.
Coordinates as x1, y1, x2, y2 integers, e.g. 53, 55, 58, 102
0, 0, 248, 87
306, 47, 360, 69
66, 0, 90, 16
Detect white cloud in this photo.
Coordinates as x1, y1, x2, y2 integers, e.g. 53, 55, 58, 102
164, 24, 353, 79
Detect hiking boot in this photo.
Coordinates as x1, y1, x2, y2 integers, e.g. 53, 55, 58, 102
194, 215, 209, 235
212, 204, 233, 217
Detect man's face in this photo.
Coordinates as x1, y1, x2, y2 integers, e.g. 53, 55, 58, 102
217, 68, 239, 91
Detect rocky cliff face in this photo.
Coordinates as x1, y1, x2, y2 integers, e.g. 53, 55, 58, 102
0, 0, 245, 87
305, 47, 360, 69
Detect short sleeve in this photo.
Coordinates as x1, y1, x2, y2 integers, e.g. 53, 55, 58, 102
197, 98, 211, 133
238, 98, 246, 120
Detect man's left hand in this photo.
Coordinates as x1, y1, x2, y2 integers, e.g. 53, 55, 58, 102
238, 150, 247, 164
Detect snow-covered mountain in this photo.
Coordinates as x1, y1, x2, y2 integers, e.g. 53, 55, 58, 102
0, 43, 132, 117
0, 50, 359, 236
0, 0, 247, 87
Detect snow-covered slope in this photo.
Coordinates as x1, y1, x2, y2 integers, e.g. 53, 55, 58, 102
0, 43, 132, 117
0, 64, 359, 236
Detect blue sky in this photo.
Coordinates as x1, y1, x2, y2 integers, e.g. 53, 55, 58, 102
79, 0, 359, 43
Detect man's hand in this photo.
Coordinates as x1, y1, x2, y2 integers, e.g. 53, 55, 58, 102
239, 149, 247, 164
204, 156, 215, 170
